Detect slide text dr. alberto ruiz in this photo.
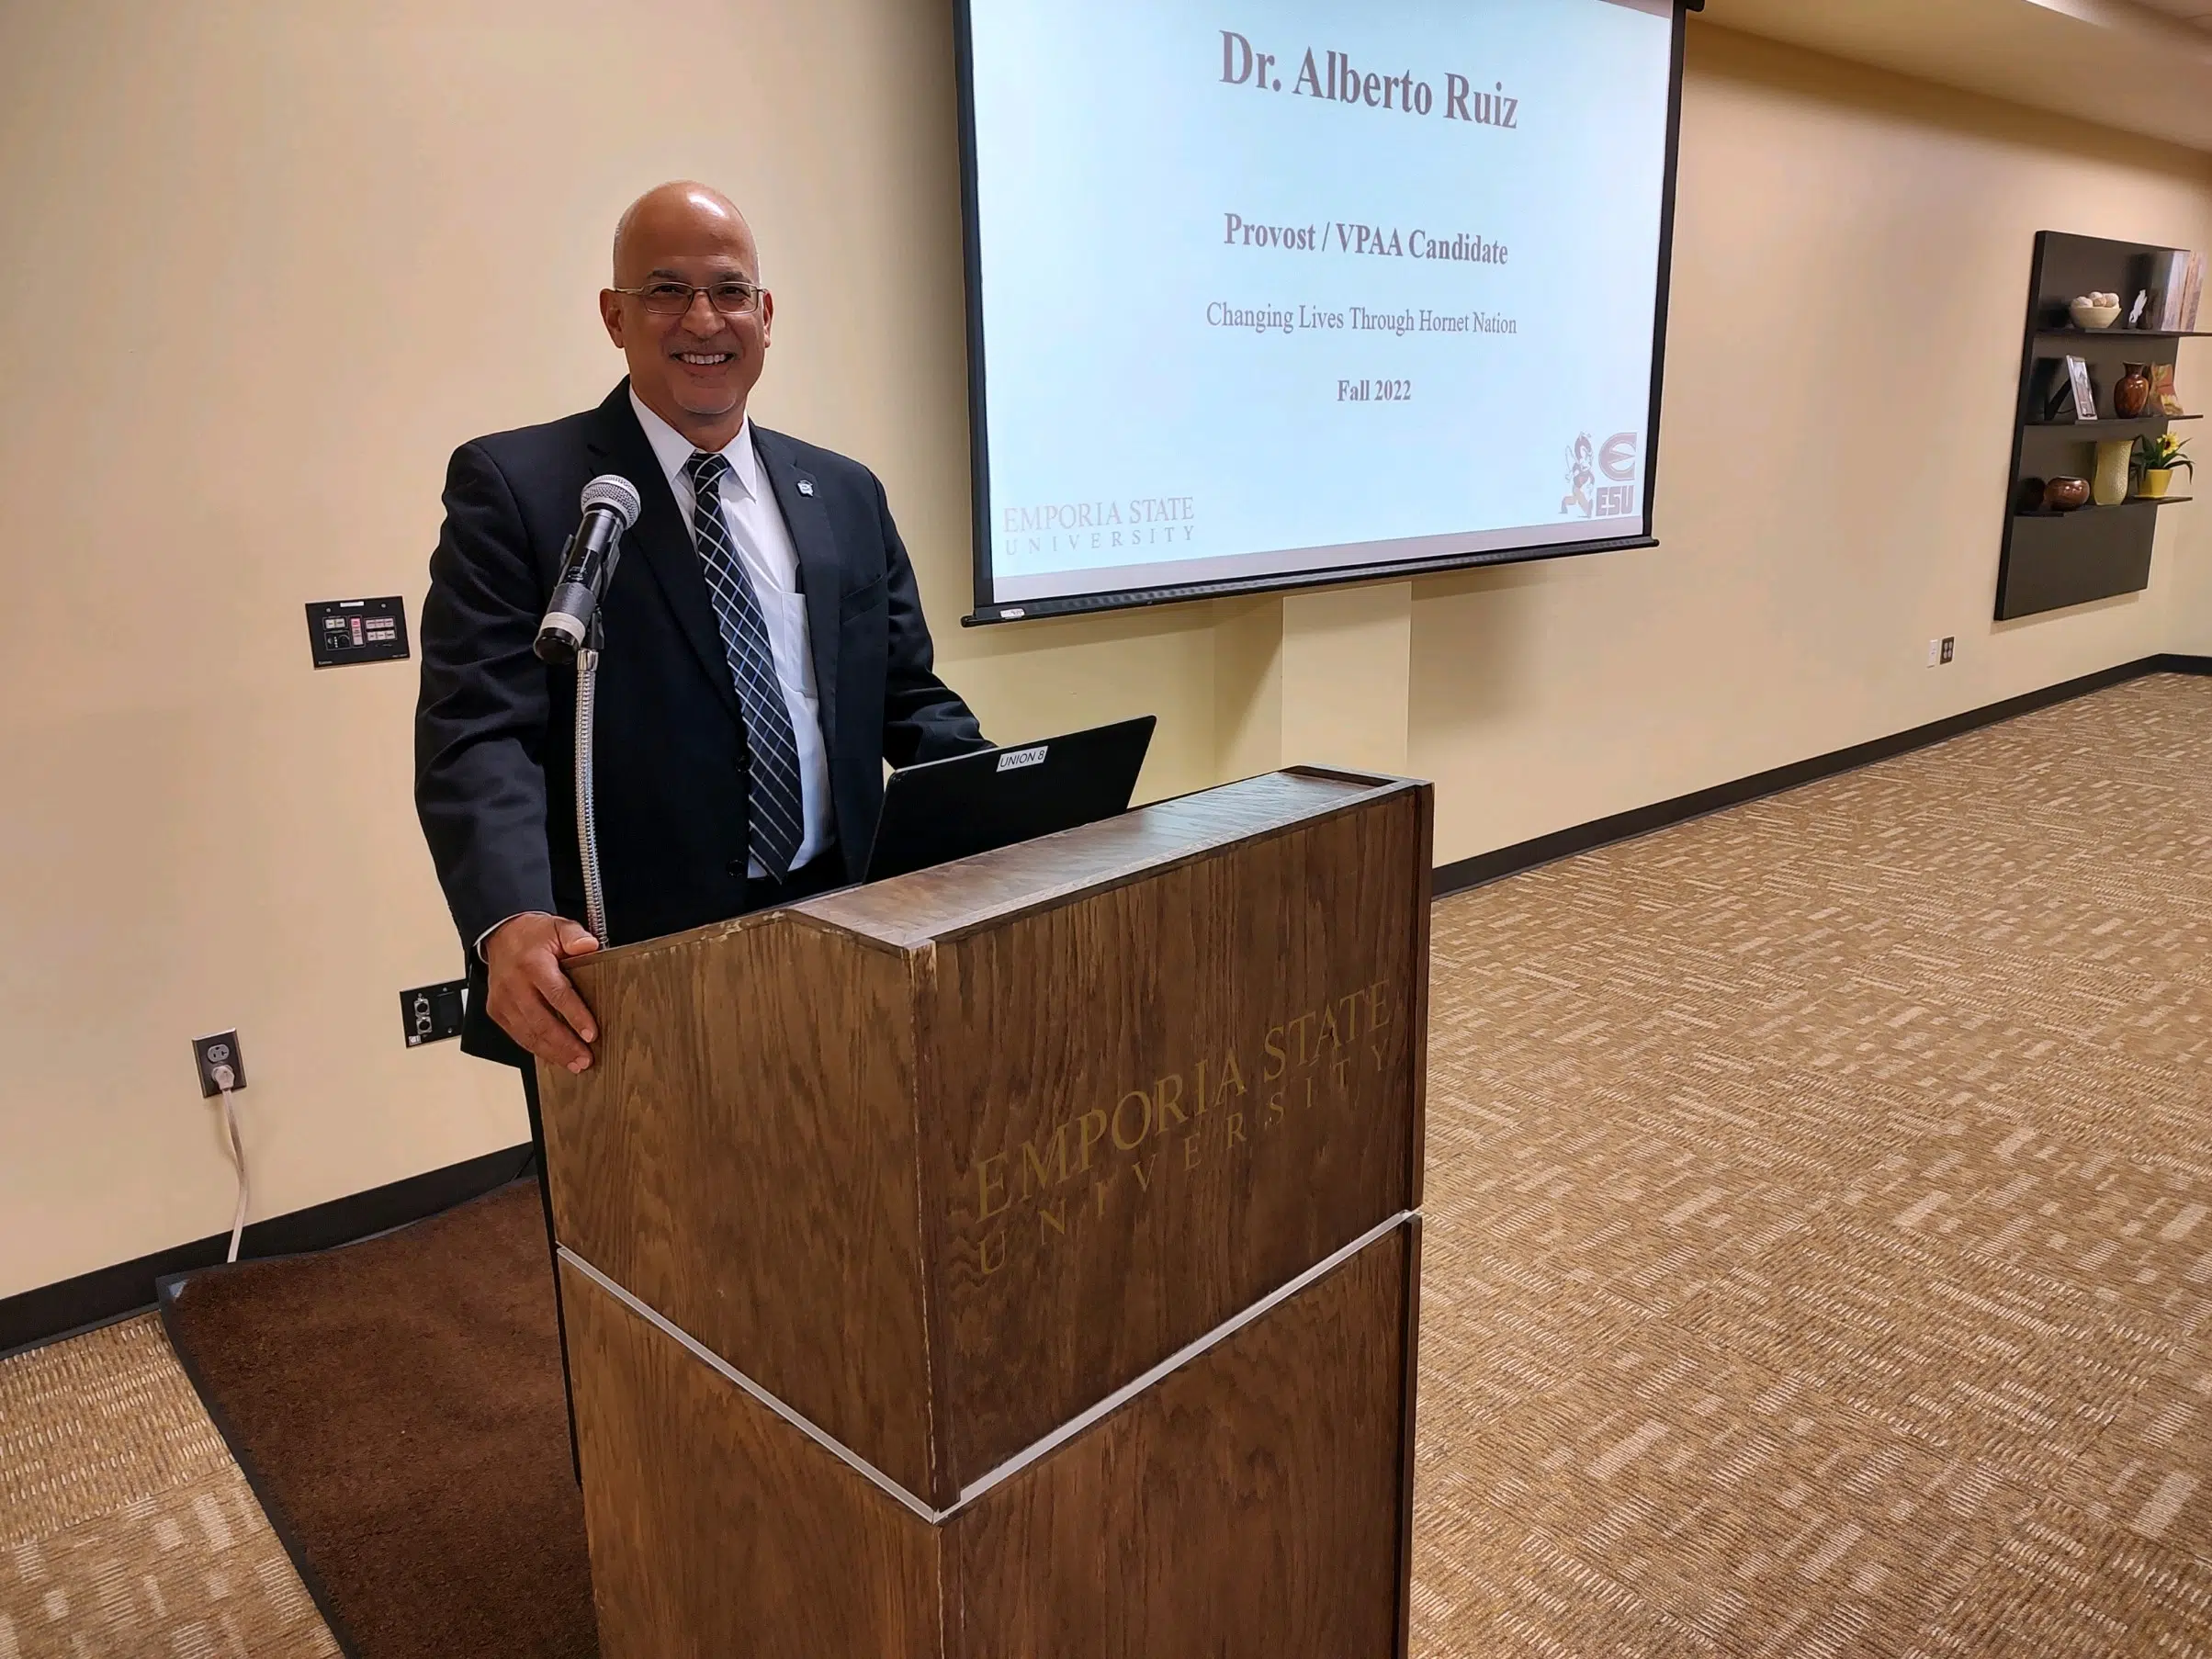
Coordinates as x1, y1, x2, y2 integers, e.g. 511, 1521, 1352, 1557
1219, 29, 1522, 130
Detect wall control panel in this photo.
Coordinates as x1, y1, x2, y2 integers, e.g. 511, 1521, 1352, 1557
307, 597, 409, 668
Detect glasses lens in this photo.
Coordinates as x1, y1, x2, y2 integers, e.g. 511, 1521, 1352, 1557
709, 282, 756, 314
640, 283, 694, 315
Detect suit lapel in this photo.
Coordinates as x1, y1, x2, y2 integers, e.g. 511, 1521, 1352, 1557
751, 426, 841, 746
584, 383, 739, 721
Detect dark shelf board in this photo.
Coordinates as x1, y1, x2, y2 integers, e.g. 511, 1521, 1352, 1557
2035, 327, 2212, 339
2015, 495, 2193, 518
2023, 414, 2202, 434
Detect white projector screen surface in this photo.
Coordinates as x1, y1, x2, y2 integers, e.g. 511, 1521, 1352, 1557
958, 0, 1681, 620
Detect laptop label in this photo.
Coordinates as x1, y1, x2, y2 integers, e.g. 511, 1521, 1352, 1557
997, 744, 1049, 773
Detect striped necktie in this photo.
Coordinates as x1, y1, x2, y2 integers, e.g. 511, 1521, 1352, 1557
684, 449, 805, 880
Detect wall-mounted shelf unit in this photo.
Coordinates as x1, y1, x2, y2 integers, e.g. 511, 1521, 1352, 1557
1997, 231, 2198, 622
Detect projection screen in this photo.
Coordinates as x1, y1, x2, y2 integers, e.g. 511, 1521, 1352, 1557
955, 0, 1685, 623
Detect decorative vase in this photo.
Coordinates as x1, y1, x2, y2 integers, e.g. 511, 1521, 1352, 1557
2140, 467, 2174, 499
2094, 438, 2134, 506
2043, 475, 2091, 511
2116, 363, 2153, 417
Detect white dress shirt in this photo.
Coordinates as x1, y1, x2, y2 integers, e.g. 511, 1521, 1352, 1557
629, 389, 835, 876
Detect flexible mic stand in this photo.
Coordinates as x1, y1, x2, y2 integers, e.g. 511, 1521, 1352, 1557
571, 546, 625, 947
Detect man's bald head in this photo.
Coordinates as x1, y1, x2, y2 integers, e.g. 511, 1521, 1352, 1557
601, 181, 774, 450
612, 182, 759, 286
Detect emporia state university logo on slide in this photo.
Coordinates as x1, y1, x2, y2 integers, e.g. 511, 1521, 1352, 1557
1561, 431, 1641, 519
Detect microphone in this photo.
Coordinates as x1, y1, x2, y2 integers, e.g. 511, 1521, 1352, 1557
535, 475, 643, 664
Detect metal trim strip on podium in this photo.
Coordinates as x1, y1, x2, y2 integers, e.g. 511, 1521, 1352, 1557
559, 1205, 1416, 1526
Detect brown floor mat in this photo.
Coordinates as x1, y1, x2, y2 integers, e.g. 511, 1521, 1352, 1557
158, 1181, 597, 1659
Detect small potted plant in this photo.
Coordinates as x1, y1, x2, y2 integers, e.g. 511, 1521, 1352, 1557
2135, 432, 2193, 499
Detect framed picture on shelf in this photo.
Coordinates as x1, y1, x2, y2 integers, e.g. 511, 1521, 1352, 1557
2066, 355, 2098, 421
2158, 249, 2191, 331
2154, 363, 2184, 416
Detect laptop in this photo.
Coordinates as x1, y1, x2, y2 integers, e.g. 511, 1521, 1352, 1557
863, 716, 1157, 883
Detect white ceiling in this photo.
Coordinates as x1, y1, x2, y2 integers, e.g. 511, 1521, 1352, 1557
1702, 0, 2212, 150
2133, 0, 2212, 29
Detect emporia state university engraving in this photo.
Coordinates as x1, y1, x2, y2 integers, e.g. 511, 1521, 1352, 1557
964, 977, 1401, 1274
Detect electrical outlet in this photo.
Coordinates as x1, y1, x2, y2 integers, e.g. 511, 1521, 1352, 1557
1926, 638, 1941, 668
1941, 636, 1956, 664
400, 979, 468, 1047
192, 1031, 246, 1097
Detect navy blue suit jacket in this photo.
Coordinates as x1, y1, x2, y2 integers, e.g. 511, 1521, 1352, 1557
415, 381, 985, 1062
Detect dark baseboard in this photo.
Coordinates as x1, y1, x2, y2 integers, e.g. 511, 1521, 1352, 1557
1434, 654, 2201, 898
0, 1142, 534, 1360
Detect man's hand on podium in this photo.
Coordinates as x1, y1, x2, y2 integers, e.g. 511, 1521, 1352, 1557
484, 912, 601, 1072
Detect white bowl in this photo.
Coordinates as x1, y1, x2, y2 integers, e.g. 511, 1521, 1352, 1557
2071, 299, 2122, 330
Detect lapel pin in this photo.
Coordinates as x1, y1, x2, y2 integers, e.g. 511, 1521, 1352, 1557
796, 478, 815, 496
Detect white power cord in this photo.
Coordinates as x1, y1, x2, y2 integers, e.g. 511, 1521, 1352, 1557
210, 1063, 249, 1263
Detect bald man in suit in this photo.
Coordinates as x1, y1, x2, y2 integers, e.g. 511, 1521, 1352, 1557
416, 181, 986, 1075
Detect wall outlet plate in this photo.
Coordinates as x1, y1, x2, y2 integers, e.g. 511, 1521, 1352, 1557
192, 1031, 245, 1097
1941, 637, 1956, 664
400, 980, 468, 1047
1926, 638, 1941, 668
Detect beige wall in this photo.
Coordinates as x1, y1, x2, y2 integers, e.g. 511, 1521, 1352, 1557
2, 6, 2206, 1301
2173, 483, 2212, 652
1407, 28, 2212, 861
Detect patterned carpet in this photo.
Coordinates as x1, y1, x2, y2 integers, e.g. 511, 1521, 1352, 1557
0, 1316, 337, 1656
0, 672, 2206, 1656
1409, 672, 2212, 1657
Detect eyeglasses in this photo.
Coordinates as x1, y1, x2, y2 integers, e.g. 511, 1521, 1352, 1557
610, 278, 762, 317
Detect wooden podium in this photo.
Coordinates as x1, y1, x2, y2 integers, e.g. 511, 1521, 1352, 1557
536, 768, 1430, 1657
